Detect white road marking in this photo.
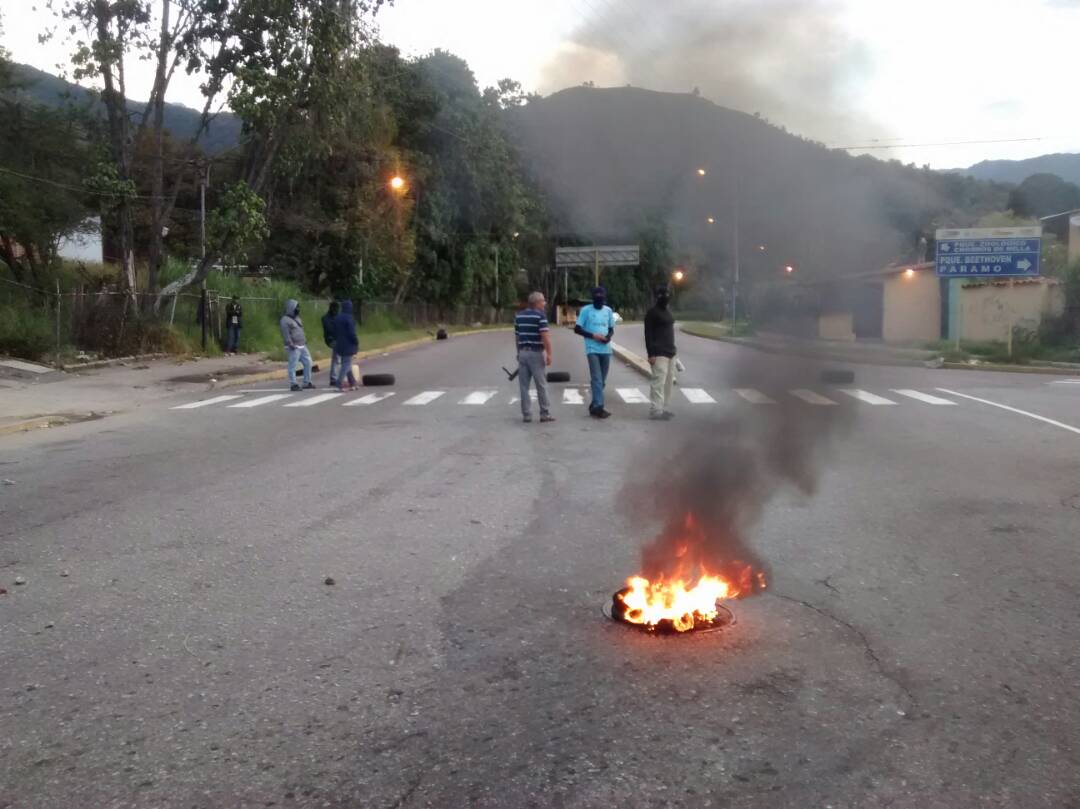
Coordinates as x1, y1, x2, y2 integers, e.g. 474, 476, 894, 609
509, 391, 539, 405
734, 388, 776, 405
681, 388, 716, 404
617, 387, 649, 404
460, 390, 498, 405
839, 389, 897, 406
789, 389, 836, 405
403, 391, 445, 406
283, 393, 343, 408
891, 389, 956, 406
172, 395, 243, 410
937, 388, 1080, 436
1051, 379, 1080, 384
563, 388, 585, 405
344, 392, 396, 406
227, 394, 292, 408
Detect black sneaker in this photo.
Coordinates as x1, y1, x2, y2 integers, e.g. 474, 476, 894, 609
290, 384, 302, 392
303, 382, 316, 390
588, 405, 599, 417
540, 414, 556, 423
596, 408, 612, 419
523, 415, 533, 423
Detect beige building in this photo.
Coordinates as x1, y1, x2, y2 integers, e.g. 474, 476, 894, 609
882, 263, 940, 343
957, 277, 1064, 343
800, 261, 1063, 345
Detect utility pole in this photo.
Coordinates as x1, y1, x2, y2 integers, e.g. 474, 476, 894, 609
732, 174, 741, 324
494, 245, 499, 307
200, 163, 210, 351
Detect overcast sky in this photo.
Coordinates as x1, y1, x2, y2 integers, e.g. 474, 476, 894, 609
3, 0, 1079, 169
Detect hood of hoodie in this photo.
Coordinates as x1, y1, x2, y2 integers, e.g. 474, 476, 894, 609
339, 300, 354, 315
283, 298, 299, 318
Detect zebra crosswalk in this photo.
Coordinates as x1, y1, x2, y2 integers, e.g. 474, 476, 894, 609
172, 385, 969, 413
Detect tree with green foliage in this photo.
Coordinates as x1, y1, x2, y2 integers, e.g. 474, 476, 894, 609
0, 38, 91, 287
1008, 173, 1080, 219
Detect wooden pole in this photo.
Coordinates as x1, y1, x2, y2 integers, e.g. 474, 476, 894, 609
1007, 278, 1015, 357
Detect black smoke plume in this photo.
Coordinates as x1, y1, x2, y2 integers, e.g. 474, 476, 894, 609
620, 350, 852, 594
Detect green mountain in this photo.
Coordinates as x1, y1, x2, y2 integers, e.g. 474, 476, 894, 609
508, 86, 1010, 282
8, 62, 241, 154
957, 153, 1080, 187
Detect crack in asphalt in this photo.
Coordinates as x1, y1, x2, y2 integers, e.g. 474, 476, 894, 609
770, 592, 919, 714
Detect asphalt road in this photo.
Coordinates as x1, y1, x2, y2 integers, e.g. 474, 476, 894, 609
2, 326, 1079, 808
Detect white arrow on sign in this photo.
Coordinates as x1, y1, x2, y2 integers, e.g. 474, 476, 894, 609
1017, 259, 1033, 272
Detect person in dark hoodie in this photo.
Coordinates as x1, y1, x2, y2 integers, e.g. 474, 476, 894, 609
332, 300, 359, 391
321, 301, 340, 386
574, 286, 616, 418
279, 298, 315, 391
644, 284, 677, 420
224, 296, 242, 354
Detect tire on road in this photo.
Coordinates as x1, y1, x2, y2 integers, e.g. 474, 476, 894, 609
820, 369, 855, 385
435, 328, 448, 341
362, 373, 395, 387
546, 371, 571, 383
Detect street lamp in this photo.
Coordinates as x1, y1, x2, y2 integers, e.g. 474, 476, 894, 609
672, 269, 686, 283
784, 265, 795, 274
389, 175, 406, 192
696, 168, 707, 177
706, 216, 715, 225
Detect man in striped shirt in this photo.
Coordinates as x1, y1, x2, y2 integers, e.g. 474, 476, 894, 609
514, 291, 555, 424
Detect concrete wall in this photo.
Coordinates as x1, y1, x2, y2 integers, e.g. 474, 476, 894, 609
960, 280, 1065, 342
883, 271, 941, 343
817, 312, 855, 341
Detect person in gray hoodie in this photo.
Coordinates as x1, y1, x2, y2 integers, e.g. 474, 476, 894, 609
279, 299, 315, 391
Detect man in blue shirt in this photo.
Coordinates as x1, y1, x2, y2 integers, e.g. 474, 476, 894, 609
514, 291, 555, 424
574, 286, 616, 419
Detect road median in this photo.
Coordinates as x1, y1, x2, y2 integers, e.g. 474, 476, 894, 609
679, 324, 1080, 376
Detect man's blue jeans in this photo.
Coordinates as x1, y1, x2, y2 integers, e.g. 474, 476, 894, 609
587, 352, 611, 410
286, 345, 313, 386
225, 324, 240, 352
328, 351, 343, 385
335, 353, 356, 389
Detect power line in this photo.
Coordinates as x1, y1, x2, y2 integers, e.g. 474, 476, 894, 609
834, 136, 1047, 151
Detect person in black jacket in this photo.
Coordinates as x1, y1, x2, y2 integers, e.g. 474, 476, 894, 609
321, 301, 340, 386
224, 296, 242, 354
332, 300, 359, 391
644, 284, 677, 420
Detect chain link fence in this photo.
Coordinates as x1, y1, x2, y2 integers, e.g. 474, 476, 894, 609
2, 274, 516, 365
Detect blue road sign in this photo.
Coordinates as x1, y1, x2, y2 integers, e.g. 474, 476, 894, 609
935, 227, 1042, 278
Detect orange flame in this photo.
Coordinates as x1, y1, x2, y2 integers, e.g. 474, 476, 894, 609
618, 513, 767, 632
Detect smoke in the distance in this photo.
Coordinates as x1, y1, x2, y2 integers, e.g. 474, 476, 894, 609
541, 0, 882, 145
619, 350, 852, 592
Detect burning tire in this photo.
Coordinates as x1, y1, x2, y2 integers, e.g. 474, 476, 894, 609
546, 371, 571, 383
362, 373, 395, 387
820, 368, 855, 385
608, 586, 735, 635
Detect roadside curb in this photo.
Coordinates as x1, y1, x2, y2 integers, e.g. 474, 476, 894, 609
209, 327, 511, 390
0, 413, 106, 437
0, 416, 65, 436
680, 325, 1080, 376
61, 352, 172, 371
610, 341, 651, 378
940, 362, 1080, 376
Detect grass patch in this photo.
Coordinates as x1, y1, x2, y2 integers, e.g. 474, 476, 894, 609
680, 320, 754, 340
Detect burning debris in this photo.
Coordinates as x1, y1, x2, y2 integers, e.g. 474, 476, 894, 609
610, 513, 765, 634
609, 354, 850, 636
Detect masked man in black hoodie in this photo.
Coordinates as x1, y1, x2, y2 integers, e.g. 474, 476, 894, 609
644, 284, 677, 420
